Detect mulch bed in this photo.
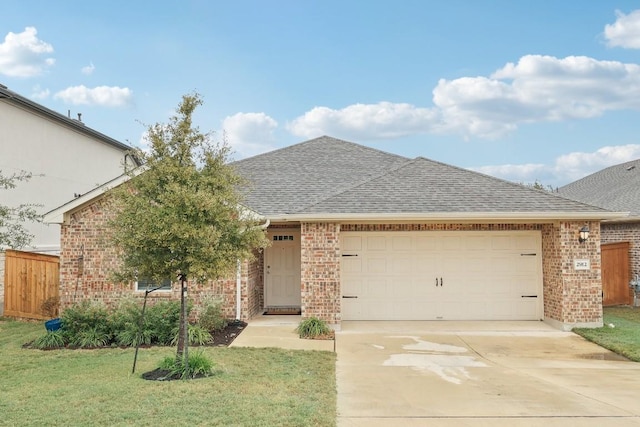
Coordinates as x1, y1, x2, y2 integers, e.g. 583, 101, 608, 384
22, 320, 247, 350
206, 320, 247, 346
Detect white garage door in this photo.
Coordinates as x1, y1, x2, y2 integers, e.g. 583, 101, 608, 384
341, 231, 542, 321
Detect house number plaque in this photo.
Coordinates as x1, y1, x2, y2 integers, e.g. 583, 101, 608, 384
574, 259, 590, 270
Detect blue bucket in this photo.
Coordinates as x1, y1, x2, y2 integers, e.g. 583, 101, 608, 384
45, 318, 62, 332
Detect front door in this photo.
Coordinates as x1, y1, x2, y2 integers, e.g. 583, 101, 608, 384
265, 229, 301, 307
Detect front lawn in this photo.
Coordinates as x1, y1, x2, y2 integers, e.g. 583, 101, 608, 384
573, 306, 640, 362
0, 319, 336, 426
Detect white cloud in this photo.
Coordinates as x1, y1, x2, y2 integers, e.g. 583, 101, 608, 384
472, 144, 640, 186
81, 62, 95, 75
288, 102, 440, 140
53, 85, 133, 107
435, 55, 640, 138
288, 55, 640, 141
222, 112, 278, 158
604, 10, 640, 49
0, 27, 55, 77
30, 85, 50, 100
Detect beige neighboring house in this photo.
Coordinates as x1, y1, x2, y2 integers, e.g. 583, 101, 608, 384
45, 136, 626, 331
0, 83, 137, 313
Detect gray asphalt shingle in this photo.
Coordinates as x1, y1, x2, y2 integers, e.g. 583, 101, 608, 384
559, 158, 640, 217
232, 136, 610, 216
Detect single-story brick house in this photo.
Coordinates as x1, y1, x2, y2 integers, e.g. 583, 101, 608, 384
559, 159, 640, 303
44, 136, 627, 330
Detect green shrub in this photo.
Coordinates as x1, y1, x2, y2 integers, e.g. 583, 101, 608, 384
296, 317, 332, 338
171, 324, 212, 346
145, 300, 181, 345
61, 301, 112, 342
70, 326, 111, 348
32, 331, 66, 349
158, 350, 214, 379
197, 297, 228, 331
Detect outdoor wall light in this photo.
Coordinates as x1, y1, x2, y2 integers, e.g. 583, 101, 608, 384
578, 225, 590, 243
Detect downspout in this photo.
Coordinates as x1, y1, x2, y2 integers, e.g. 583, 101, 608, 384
236, 218, 270, 321
235, 259, 242, 321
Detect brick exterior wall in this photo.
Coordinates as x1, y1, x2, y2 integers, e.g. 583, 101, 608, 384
541, 221, 603, 329
59, 194, 605, 330
301, 222, 341, 325
601, 221, 640, 281
59, 197, 257, 321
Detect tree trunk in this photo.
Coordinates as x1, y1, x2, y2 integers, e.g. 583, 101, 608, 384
176, 274, 188, 368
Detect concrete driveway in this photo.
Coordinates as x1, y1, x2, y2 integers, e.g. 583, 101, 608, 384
336, 321, 640, 427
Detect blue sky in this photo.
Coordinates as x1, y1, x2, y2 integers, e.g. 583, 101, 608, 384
2, 0, 640, 187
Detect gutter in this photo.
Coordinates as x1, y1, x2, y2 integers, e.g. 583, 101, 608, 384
265, 211, 629, 223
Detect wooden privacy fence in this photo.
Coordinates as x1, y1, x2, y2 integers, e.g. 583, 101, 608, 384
601, 242, 632, 306
4, 249, 60, 320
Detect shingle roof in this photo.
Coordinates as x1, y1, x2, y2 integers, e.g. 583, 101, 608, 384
231, 136, 408, 216
559, 158, 640, 218
233, 136, 611, 218
300, 157, 605, 214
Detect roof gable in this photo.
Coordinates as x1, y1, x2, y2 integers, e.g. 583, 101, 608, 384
231, 136, 408, 215
559, 158, 640, 218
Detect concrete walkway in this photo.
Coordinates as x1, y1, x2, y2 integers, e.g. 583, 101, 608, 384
229, 314, 335, 351
336, 321, 640, 427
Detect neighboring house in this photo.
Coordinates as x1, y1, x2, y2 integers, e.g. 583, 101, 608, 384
559, 159, 640, 302
0, 83, 137, 312
44, 136, 625, 331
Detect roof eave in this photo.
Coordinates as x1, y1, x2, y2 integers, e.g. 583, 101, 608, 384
265, 211, 629, 223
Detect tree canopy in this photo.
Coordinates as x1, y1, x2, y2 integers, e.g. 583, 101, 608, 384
0, 171, 41, 249
108, 93, 269, 284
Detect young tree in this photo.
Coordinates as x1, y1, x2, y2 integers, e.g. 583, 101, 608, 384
108, 93, 268, 367
0, 171, 41, 249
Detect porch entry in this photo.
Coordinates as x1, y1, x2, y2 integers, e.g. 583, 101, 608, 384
264, 229, 301, 310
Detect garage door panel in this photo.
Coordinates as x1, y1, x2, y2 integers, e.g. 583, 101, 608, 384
342, 257, 362, 273
415, 255, 437, 273
365, 236, 387, 251
415, 236, 438, 250
341, 231, 542, 321
442, 236, 463, 250
391, 257, 412, 274
342, 236, 362, 251
392, 236, 412, 251
465, 236, 488, 250
366, 258, 387, 274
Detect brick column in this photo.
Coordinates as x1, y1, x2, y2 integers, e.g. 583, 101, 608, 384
300, 222, 341, 326
542, 220, 603, 330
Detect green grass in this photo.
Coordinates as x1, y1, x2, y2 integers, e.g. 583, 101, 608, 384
0, 319, 336, 426
574, 306, 640, 362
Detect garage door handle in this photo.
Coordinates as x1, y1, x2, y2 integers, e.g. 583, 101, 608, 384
521, 295, 538, 298
342, 254, 358, 257
342, 295, 358, 299
435, 277, 443, 287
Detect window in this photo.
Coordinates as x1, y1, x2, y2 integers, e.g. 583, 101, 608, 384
273, 235, 294, 241
135, 277, 172, 292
